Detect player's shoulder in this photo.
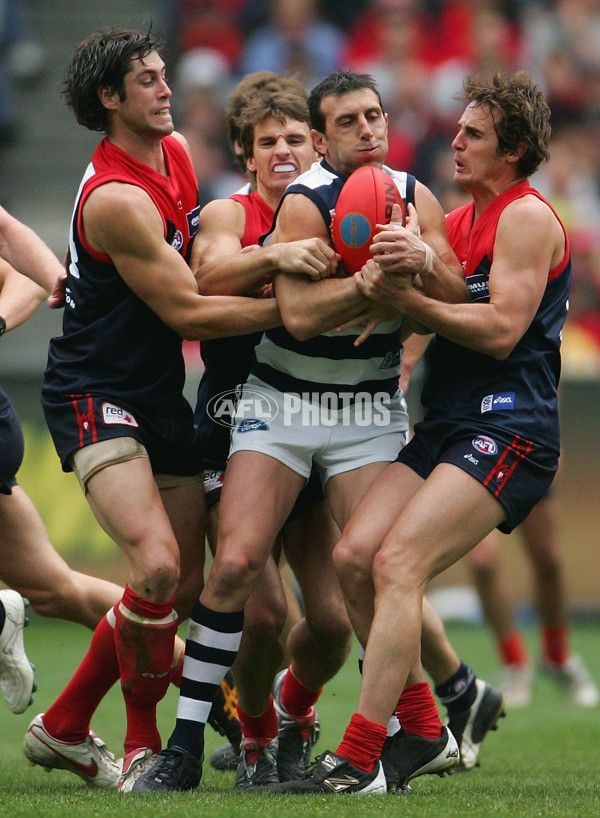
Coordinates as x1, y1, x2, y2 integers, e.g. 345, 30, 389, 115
292, 160, 335, 191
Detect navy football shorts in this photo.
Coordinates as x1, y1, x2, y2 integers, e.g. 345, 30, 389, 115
43, 394, 203, 477
396, 416, 558, 533
0, 388, 24, 494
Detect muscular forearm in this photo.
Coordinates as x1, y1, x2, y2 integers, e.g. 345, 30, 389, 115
388, 286, 516, 359
417, 250, 469, 304
0, 216, 63, 293
277, 274, 369, 341
182, 294, 282, 341
196, 245, 274, 296
0, 265, 47, 330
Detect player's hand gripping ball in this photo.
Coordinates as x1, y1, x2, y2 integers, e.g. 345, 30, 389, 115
331, 165, 405, 274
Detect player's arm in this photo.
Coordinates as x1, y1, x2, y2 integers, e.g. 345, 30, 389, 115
192, 198, 338, 296
398, 332, 432, 396
356, 196, 557, 359
370, 184, 468, 303
272, 193, 397, 340
0, 204, 65, 303
192, 198, 267, 295
83, 182, 281, 340
0, 259, 47, 331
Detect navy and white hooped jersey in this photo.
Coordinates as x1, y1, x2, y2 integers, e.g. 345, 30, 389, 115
253, 159, 416, 402
423, 180, 571, 454
42, 136, 200, 411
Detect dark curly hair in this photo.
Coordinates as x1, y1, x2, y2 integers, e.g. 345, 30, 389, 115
458, 71, 551, 179
61, 28, 164, 133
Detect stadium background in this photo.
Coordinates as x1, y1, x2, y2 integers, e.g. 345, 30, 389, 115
1, 0, 598, 618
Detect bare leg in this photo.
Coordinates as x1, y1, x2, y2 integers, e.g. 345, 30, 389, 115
0, 486, 121, 628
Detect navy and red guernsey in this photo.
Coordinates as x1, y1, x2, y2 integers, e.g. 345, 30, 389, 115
42, 135, 200, 411
422, 180, 571, 455
194, 191, 274, 468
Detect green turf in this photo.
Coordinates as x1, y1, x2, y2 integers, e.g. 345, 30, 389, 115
0, 617, 598, 817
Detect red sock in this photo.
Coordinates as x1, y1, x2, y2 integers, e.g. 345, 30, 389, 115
114, 585, 178, 754
336, 713, 387, 772
500, 631, 529, 667
281, 667, 322, 718
236, 696, 278, 744
395, 682, 442, 739
542, 625, 568, 666
43, 612, 119, 742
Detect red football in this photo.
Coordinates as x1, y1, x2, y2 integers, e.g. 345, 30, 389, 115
331, 165, 406, 274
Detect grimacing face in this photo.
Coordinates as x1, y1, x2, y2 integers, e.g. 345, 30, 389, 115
246, 115, 316, 194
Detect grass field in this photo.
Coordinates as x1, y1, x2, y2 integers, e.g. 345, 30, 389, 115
0, 616, 598, 817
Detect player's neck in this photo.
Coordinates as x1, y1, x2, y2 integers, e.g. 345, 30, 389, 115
107, 130, 168, 175
256, 179, 284, 212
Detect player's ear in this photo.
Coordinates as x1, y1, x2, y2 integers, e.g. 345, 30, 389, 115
311, 129, 327, 157
98, 85, 118, 111
506, 142, 526, 164
246, 155, 257, 173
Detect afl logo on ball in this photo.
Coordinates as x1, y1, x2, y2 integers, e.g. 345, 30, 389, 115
472, 435, 497, 455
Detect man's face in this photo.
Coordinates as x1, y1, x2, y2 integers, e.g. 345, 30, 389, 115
312, 88, 389, 177
246, 115, 316, 196
452, 102, 507, 192
107, 51, 173, 138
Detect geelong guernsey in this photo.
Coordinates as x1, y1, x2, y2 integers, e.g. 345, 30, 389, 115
42, 136, 200, 411
423, 180, 571, 454
253, 159, 415, 402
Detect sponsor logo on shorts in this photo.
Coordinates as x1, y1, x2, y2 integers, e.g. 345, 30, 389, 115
101, 402, 139, 427
203, 469, 224, 495
472, 435, 497, 455
464, 453, 479, 465
237, 418, 269, 433
481, 392, 515, 413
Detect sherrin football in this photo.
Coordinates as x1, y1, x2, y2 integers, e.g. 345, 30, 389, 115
331, 165, 406, 274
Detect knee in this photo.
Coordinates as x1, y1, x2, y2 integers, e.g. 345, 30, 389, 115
134, 554, 180, 603
209, 545, 265, 602
332, 532, 373, 588
372, 541, 421, 595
